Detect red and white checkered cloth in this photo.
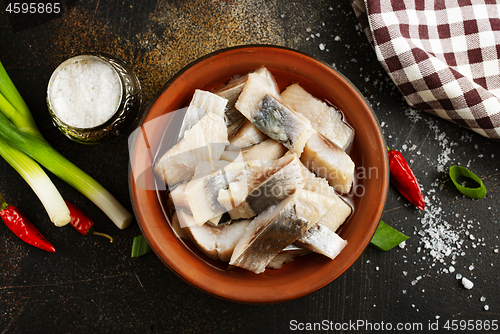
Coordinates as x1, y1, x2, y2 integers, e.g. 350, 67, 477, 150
350, 0, 500, 141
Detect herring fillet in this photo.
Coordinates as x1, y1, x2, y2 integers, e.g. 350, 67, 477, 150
214, 67, 279, 137
300, 132, 355, 194
235, 73, 314, 155
153, 111, 229, 186
221, 138, 287, 163
251, 94, 315, 155
177, 89, 227, 140
218, 153, 305, 220
185, 219, 251, 262
229, 189, 332, 274
296, 223, 347, 260
281, 83, 354, 151
300, 163, 352, 233
184, 160, 245, 225
229, 120, 268, 149
213, 75, 248, 137
267, 245, 311, 269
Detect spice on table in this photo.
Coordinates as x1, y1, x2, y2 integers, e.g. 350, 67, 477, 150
65, 201, 113, 243
388, 147, 425, 211
0, 192, 56, 252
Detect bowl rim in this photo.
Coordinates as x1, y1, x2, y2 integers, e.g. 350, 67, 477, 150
129, 44, 389, 304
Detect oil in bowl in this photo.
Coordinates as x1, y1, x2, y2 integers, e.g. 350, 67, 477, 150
47, 54, 141, 144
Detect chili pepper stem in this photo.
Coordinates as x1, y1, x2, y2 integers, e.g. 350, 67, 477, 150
88, 227, 114, 243
0, 193, 8, 210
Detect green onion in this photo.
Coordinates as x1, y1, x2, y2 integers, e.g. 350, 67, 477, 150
449, 165, 487, 199
0, 139, 70, 226
370, 221, 409, 251
131, 235, 152, 257
0, 60, 132, 229
0, 62, 40, 137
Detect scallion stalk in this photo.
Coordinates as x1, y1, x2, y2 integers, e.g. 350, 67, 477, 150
0, 138, 70, 226
0, 62, 40, 137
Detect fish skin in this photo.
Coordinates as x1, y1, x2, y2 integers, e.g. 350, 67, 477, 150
213, 75, 248, 137
214, 67, 278, 137
267, 246, 311, 269
299, 163, 352, 232
169, 182, 191, 213
185, 219, 252, 262
229, 120, 268, 149
185, 160, 245, 225
296, 223, 347, 260
230, 202, 309, 274
222, 137, 287, 163
300, 132, 355, 194
222, 153, 305, 220
178, 89, 228, 140
154, 111, 229, 186
281, 83, 354, 151
252, 94, 314, 155
229, 188, 330, 274
235, 72, 281, 120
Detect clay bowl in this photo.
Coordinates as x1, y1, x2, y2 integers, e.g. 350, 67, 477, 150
129, 45, 388, 304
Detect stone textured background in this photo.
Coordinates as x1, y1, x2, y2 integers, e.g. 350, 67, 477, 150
1, 1, 499, 333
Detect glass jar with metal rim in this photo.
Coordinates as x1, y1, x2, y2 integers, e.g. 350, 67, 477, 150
47, 53, 141, 144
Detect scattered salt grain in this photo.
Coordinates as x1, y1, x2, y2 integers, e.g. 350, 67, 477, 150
399, 240, 406, 248
461, 277, 474, 289
449, 266, 455, 273
319, 43, 325, 51
456, 273, 462, 280
480, 296, 486, 302
484, 305, 490, 311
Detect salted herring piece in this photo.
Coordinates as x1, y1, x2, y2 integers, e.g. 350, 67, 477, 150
177, 89, 227, 140
153, 111, 229, 186
300, 164, 352, 232
221, 138, 287, 163
185, 219, 252, 262
213, 67, 277, 137
295, 223, 347, 260
228, 120, 268, 149
184, 160, 245, 226
281, 83, 354, 151
219, 153, 305, 220
229, 188, 331, 274
300, 133, 355, 194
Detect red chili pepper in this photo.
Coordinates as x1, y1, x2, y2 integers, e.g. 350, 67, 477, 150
388, 148, 425, 211
0, 192, 56, 252
65, 201, 113, 242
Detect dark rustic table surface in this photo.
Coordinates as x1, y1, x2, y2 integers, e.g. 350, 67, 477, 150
1, 1, 499, 333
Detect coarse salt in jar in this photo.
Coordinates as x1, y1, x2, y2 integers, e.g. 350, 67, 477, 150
47, 53, 141, 144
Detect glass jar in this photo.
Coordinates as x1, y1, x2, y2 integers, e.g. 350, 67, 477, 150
47, 53, 142, 144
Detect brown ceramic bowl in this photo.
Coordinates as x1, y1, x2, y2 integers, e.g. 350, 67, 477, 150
129, 45, 388, 304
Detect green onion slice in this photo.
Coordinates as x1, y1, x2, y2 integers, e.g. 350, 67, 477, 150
131, 235, 152, 258
370, 221, 409, 251
449, 165, 487, 199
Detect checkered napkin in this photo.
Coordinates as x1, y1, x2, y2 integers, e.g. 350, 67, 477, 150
350, 0, 500, 142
